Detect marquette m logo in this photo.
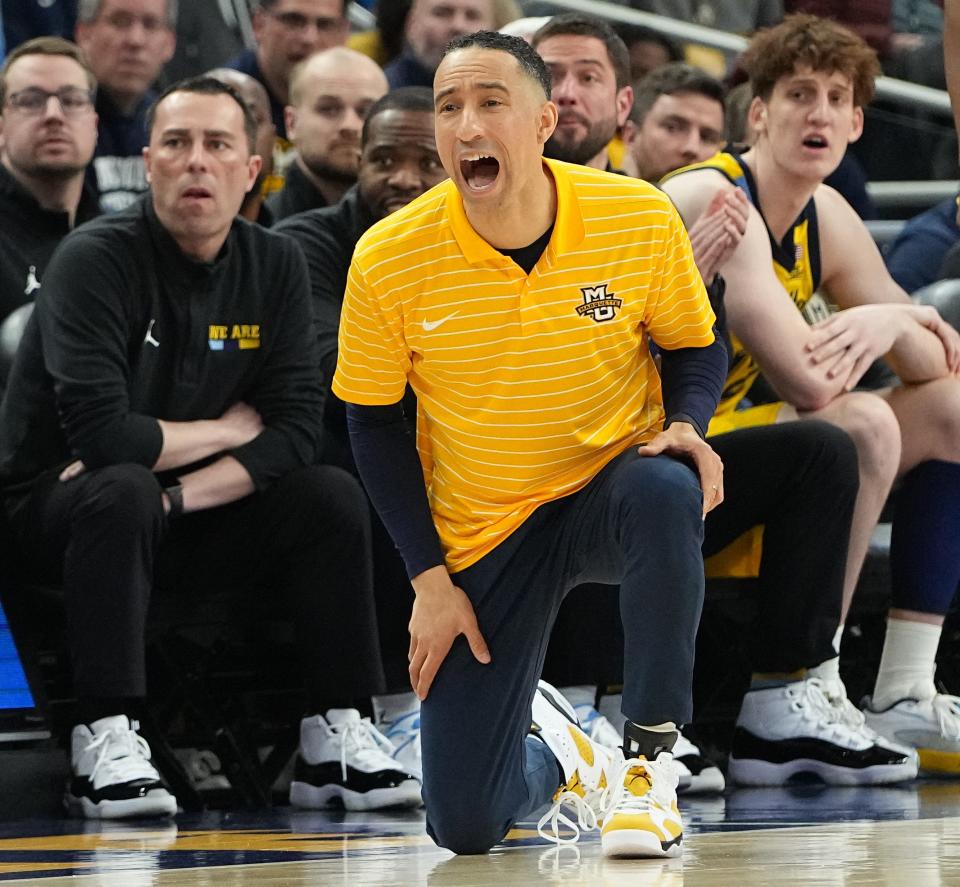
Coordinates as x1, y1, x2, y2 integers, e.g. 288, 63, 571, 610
575, 284, 622, 323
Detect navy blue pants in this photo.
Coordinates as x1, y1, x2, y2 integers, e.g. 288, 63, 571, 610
420, 451, 704, 854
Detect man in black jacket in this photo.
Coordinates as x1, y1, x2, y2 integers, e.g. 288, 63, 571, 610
0, 36, 99, 331
0, 76, 419, 819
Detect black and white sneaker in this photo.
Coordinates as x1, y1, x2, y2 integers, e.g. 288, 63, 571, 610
673, 731, 725, 794
727, 678, 918, 786
289, 709, 422, 811
64, 715, 177, 819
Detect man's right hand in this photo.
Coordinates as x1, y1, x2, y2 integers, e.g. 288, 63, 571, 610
688, 187, 749, 283
408, 564, 490, 701
219, 401, 264, 448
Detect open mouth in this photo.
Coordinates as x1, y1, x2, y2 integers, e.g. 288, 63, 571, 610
182, 186, 213, 200
459, 153, 500, 192
802, 135, 828, 150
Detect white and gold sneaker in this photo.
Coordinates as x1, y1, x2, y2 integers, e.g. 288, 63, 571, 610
600, 752, 683, 858
531, 681, 618, 844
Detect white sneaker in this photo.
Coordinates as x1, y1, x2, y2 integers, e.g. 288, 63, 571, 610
531, 681, 619, 844
728, 678, 917, 786
819, 677, 917, 761
289, 709, 422, 811
673, 731, 725, 794
64, 715, 177, 819
600, 752, 683, 858
863, 692, 960, 775
380, 708, 422, 782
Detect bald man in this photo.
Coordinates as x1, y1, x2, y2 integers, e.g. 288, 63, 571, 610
207, 68, 277, 225
268, 47, 388, 222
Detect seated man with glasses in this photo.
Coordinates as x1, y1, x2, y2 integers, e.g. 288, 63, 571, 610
0, 37, 99, 331
227, 0, 349, 144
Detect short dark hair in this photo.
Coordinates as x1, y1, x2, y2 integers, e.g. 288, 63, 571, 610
146, 76, 258, 154
0, 36, 97, 107
532, 13, 631, 90
629, 62, 726, 126
362, 86, 434, 146
442, 30, 552, 100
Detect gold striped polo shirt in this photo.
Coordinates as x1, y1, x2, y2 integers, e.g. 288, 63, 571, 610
333, 157, 716, 571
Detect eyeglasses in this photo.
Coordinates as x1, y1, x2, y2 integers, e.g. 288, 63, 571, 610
6, 86, 95, 117
270, 11, 343, 33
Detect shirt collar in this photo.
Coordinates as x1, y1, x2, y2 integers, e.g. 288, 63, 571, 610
144, 195, 234, 284
445, 156, 585, 266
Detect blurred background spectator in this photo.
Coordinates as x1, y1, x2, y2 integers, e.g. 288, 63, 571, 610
3, 0, 78, 52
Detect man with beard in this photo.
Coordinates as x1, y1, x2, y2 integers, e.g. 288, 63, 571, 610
532, 13, 634, 172
0, 37, 99, 328
267, 46, 387, 222
207, 68, 277, 225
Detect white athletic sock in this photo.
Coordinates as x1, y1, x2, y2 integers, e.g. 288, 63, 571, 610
807, 625, 845, 687
558, 685, 597, 708
831, 623, 844, 656
872, 618, 941, 709
371, 691, 419, 726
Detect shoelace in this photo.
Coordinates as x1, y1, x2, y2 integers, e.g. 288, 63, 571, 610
536, 787, 600, 845
599, 753, 678, 821
85, 722, 159, 787
931, 694, 960, 741
536, 753, 679, 845
327, 718, 398, 781
819, 677, 880, 738
384, 710, 421, 753
786, 678, 870, 746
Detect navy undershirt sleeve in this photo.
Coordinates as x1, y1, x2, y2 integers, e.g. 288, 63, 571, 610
657, 275, 730, 438
347, 401, 445, 580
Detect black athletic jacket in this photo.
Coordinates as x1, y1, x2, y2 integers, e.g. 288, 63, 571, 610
0, 196, 324, 492
0, 163, 99, 326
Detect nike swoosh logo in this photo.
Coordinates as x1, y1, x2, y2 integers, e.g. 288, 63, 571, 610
422, 312, 458, 332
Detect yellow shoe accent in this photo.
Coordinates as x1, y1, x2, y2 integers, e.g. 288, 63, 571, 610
569, 725, 595, 768
918, 747, 960, 774
600, 755, 683, 859
552, 771, 585, 802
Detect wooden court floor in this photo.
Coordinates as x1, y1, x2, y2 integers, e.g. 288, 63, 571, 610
2, 782, 960, 885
